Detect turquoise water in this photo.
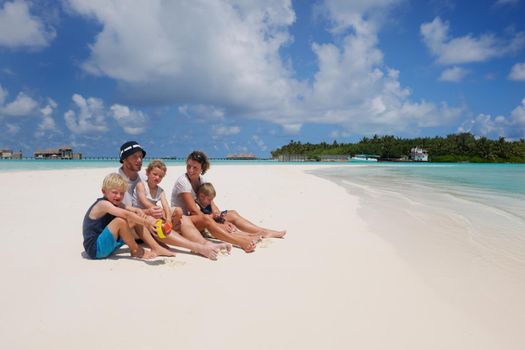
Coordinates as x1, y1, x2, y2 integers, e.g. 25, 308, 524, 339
336, 162, 525, 196
0, 158, 349, 172
2, 160, 523, 196
0, 158, 282, 172
0, 159, 119, 172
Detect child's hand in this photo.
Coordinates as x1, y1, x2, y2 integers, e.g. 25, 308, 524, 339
143, 216, 157, 235
225, 222, 237, 233
145, 206, 163, 219
171, 207, 183, 227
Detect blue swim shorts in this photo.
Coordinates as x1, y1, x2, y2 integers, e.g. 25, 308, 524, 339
95, 226, 124, 259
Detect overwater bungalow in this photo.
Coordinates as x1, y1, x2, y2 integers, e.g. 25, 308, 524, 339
34, 146, 82, 160
1, 149, 22, 159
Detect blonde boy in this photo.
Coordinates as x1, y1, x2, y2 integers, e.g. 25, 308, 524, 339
82, 173, 160, 259
196, 182, 227, 224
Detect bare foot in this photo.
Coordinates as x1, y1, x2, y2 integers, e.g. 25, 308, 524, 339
142, 249, 157, 259
152, 246, 176, 257
247, 231, 264, 241
237, 237, 257, 253
132, 247, 156, 260
208, 241, 232, 254
233, 230, 262, 243
261, 229, 287, 238
196, 244, 219, 261
219, 242, 232, 254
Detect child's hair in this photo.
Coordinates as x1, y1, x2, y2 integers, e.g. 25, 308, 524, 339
146, 159, 167, 173
197, 182, 216, 198
102, 173, 128, 191
187, 151, 210, 174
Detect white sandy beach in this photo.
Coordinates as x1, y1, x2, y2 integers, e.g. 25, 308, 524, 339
1, 164, 524, 349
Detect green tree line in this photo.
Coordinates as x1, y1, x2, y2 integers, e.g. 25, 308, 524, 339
271, 133, 525, 163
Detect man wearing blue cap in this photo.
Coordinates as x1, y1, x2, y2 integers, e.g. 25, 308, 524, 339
118, 141, 163, 218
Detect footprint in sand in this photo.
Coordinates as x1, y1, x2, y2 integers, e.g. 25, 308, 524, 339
258, 239, 273, 248
165, 259, 186, 267
219, 249, 231, 256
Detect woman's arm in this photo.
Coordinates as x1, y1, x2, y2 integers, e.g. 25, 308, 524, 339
210, 200, 221, 216
180, 192, 202, 216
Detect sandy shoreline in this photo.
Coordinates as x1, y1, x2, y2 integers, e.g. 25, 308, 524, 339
0, 164, 522, 349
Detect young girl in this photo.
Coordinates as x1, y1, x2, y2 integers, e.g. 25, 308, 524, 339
133, 159, 182, 229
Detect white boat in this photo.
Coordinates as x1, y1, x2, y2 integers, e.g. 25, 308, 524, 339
351, 154, 379, 162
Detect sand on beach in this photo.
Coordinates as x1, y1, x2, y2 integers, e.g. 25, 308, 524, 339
0, 164, 523, 350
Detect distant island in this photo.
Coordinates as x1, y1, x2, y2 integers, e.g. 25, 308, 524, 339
271, 133, 525, 163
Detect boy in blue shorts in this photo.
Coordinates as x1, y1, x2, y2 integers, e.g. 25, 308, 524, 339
83, 173, 164, 260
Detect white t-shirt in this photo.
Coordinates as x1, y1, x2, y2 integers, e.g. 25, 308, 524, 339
118, 167, 145, 207
171, 173, 205, 214
132, 181, 164, 209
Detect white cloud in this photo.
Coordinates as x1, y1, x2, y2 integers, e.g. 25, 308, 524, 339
510, 98, 525, 128
439, 66, 469, 82
36, 99, 60, 137
319, 0, 404, 35
110, 104, 148, 135
64, 94, 108, 134
458, 98, 525, 139
252, 135, 268, 151
37, 116, 56, 130
68, 0, 296, 110
509, 62, 525, 81
178, 104, 225, 121
330, 129, 353, 139
0, 84, 7, 104
420, 17, 525, 65
297, 28, 463, 133
6, 122, 20, 134
0, 86, 60, 137
1, 92, 38, 116
65, 0, 463, 137
282, 123, 303, 134
212, 125, 241, 138
0, 0, 56, 49
458, 113, 508, 138
63, 93, 151, 135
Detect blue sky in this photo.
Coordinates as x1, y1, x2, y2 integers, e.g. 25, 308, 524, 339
1, 0, 524, 158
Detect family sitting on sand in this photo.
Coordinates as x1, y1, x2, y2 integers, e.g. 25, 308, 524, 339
82, 141, 286, 260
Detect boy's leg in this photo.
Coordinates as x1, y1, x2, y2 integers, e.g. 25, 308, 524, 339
132, 220, 175, 257
106, 218, 155, 259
